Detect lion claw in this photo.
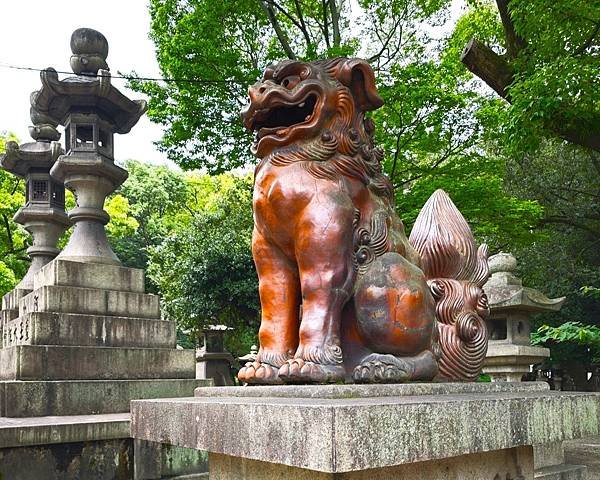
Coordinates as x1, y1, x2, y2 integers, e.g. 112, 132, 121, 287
238, 361, 283, 384
353, 355, 411, 384
278, 358, 344, 383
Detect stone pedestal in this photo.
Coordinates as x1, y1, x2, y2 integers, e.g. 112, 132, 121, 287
0, 259, 199, 410
131, 382, 600, 480
0, 258, 208, 478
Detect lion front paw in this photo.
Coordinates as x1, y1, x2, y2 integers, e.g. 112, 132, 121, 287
352, 354, 412, 383
278, 358, 345, 383
238, 361, 283, 385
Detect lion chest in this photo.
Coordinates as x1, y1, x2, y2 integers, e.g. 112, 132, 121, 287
254, 164, 314, 230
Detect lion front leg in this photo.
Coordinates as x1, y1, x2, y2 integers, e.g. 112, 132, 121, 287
278, 201, 355, 383
238, 228, 301, 385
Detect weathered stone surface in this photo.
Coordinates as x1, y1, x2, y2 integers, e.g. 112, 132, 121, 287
209, 447, 533, 480
0, 438, 132, 480
34, 259, 145, 293
534, 464, 588, 480
484, 344, 552, 381
19, 285, 160, 319
0, 345, 195, 380
2, 312, 175, 349
0, 413, 129, 448
195, 381, 548, 399
534, 441, 565, 469
0, 379, 210, 417
134, 439, 208, 480
564, 436, 600, 480
1, 287, 31, 311
131, 384, 600, 473
0, 308, 18, 324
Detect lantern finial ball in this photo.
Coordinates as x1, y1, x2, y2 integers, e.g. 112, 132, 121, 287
70, 28, 109, 75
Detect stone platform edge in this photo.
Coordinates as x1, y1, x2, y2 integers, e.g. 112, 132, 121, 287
131, 383, 600, 473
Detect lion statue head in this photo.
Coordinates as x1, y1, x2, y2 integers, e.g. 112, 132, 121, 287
242, 58, 393, 200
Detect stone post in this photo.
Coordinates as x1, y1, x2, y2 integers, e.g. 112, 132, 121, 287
483, 252, 565, 382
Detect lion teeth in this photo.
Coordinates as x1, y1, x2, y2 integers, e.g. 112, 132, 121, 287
305, 115, 310, 121
299, 102, 305, 108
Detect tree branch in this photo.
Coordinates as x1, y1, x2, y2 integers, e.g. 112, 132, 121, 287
329, 0, 341, 47
539, 216, 600, 236
259, 1, 297, 59
495, 0, 526, 59
269, 0, 312, 50
573, 21, 600, 56
460, 38, 514, 99
321, 0, 331, 49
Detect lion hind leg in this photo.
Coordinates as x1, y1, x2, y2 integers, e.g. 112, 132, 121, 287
353, 350, 438, 383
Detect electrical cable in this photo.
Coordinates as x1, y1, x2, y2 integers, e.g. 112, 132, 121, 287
0, 62, 245, 85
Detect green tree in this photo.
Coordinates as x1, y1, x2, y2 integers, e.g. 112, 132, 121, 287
505, 142, 600, 368
0, 133, 28, 296
130, 0, 471, 172
460, 0, 599, 153
147, 174, 258, 356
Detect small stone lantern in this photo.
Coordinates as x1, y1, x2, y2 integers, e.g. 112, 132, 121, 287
483, 253, 565, 382
30, 28, 146, 265
196, 325, 235, 386
0, 110, 70, 293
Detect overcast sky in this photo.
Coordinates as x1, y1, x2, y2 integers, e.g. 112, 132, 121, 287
0, 0, 169, 165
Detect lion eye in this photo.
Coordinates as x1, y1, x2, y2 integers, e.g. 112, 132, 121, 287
281, 75, 301, 89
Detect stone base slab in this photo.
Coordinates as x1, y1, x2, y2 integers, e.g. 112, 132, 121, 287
132, 383, 600, 475
2, 312, 175, 349
34, 258, 145, 293
19, 285, 160, 319
0, 412, 129, 449
0, 345, 196, 380
0, 379, 210, 417
209, 447, 533, 480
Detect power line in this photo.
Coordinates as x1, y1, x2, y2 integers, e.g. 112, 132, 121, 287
0, 62, 247, 85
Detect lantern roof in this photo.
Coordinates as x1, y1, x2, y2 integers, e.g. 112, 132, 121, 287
30, 28, 147, 134
484, 252, 565, 313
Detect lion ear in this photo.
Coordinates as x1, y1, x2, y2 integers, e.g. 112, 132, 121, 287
336, 59, 384, 112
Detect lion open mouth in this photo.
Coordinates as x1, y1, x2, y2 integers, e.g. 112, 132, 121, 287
251, 94, 317, 140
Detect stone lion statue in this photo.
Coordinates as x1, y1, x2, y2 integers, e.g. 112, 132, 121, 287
238, 58, 490, 384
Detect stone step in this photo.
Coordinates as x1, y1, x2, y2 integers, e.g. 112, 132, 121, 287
34, 258, 145, 293
0, 345, 196, 380
2, 312, 175, 349
565, 436, 600, 480
19, 285, 160, 319
0, 379, 210, 417
1, 287, 31, 311
535, 464, 588, 480
0, 412, 129, 449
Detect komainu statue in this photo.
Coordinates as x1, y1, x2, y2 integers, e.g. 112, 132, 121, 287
238, 58, 490, 384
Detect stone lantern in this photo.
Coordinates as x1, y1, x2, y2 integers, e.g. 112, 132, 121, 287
0, 109, 70, 308
482, 252, 565, 382
30, 28, 147, 265
196, 325, 235, 386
